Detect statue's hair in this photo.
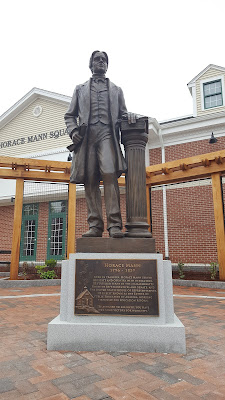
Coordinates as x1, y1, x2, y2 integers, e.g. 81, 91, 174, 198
89, 51, 108, 71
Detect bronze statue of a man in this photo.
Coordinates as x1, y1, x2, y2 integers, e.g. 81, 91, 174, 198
65, 51, 133, 238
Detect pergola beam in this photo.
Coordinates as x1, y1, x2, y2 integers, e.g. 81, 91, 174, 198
146, 162, 225, 186
146, 149, 225, 176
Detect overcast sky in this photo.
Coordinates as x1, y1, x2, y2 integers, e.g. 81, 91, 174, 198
1, 0, 225, 122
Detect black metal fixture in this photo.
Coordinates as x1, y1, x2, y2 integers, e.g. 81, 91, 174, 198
67, 153, 72, 161
209, 132, 218, 144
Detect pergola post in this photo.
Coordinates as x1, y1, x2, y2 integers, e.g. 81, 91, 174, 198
10, 178, 24, 280
211, 172, 225, 280
67, 182, 76, 258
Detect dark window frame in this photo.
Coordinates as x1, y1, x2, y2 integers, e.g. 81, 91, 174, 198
47, 200, 67, 260
203, 79, 223, 110
20, 203, 39, 261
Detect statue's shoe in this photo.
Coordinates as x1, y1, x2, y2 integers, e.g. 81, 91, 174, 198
82, 227, 102, 237
109, 227, 124, 238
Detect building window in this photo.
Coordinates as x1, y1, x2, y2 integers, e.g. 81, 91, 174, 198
203, 80, 223, 109
20, 204, 38, 261
47, 201, 67, 260
23, 204, 38, 216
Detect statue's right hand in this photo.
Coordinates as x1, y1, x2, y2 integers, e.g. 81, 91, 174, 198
72, 130, 80, 145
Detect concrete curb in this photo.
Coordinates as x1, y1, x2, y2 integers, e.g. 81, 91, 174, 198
0, 279, 61, 288
173, 279, 225, 289
1, 278, 225, 289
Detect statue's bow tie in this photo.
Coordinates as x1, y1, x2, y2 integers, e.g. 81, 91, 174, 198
93, 77, 106, 83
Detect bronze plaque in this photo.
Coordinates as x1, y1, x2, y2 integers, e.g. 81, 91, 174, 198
75, 259, 158, 316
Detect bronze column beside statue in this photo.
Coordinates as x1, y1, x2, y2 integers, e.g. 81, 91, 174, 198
121, 117, 152, 238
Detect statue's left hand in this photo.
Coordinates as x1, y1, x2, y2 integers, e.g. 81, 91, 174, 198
127, 112, 137, 124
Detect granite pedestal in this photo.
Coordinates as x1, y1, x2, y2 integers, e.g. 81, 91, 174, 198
47, 252, 186, 353
76, 237, 156, 253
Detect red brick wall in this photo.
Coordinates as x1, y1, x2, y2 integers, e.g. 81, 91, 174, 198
165, 136, 225, 162
149, 147, 162, 165
0, 205, 14, 262
149, 136, 225, 166
75, 197, 89, 239
166, 184, 217, 264
151, 189, 165, 256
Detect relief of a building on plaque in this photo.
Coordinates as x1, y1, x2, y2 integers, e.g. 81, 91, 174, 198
75, 286, 99, 314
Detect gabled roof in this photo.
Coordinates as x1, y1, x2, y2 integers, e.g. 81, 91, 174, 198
76, 288, 94, 300
0, 87, 71, 129
187, 64, 225, 88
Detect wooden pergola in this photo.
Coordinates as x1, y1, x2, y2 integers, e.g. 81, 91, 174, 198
0, 149, 224, 280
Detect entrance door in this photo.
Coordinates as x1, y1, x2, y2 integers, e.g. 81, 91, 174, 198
20, 204, 38, 261
47, 201, 67, 260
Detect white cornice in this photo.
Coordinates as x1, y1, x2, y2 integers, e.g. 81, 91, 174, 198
20, 147, 69, 159
0, 88, 71, 129
149, 112, 225, 149
160, 130, 225, 148
160, 110, 225, 131
159, 114, 193, 124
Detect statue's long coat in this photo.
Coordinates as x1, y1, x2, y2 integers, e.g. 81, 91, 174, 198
64, 78, 127, 184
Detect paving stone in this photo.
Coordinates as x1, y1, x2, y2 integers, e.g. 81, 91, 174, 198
123, 361, 148, 372
127, 387, 157, 399
56, 382, 84, 398
102, 386, 134, 400
150, 388, 179, 399
29, 330, 47, 340
1, 285, 225, 400
52, 372, 100, 386
0, 378, 16, 393
15, 380, 38, 395
84, 383, 113, 400
65, 359, 91, 368
151, 371, 179, 384
64, 352, 89, 362
36, 381, 61, 396
0, 389, 23, 400
174, 372, 204, 385
124, 361, 179, 384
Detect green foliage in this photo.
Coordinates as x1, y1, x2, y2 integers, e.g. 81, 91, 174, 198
40, 269, 57, 279
45, 259, 57, 269
35, 264, 57, 279
178, 261, 185, 279
210, 262, 218, 280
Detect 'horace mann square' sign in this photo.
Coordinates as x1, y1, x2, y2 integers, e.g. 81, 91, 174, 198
0, 128, 69, 149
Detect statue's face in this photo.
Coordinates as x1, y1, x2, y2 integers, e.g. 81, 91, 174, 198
92, 52, 108, 74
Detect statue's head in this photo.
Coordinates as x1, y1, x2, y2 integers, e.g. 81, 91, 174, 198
89, 51, 108, 74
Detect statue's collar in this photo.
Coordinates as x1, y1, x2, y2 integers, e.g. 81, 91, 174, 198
92, 74, 106, 83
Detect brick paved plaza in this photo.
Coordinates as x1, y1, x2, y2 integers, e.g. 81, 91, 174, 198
0, 285, 225, 399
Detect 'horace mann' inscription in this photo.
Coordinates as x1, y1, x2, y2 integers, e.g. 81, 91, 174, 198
75, 259, 158, 316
